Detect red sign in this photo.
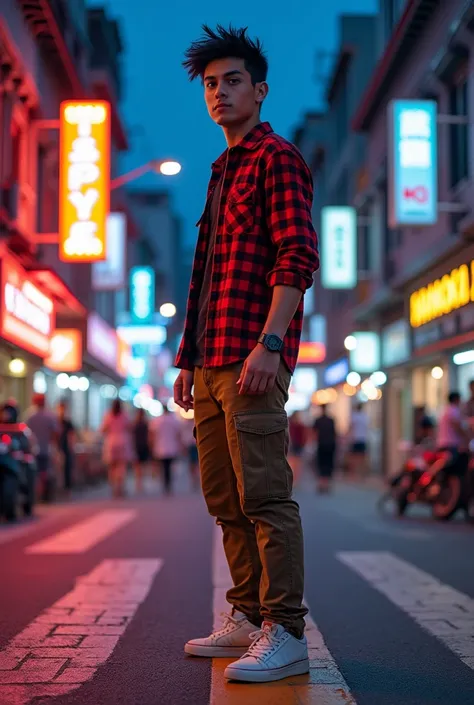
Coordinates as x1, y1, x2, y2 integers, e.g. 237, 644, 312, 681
403, 185, 428, 203
297, 342, 326, 365
0, 254, 55, 358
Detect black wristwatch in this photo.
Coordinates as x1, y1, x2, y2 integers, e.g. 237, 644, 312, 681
258, 333, 284, 353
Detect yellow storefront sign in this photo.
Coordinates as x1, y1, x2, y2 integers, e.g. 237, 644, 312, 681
410, 261, 474, 328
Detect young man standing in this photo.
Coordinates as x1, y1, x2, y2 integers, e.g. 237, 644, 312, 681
174, 25, 319, 683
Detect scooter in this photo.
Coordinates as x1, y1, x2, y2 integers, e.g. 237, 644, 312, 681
379, 447, 474, 521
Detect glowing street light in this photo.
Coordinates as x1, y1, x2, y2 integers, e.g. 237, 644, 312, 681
344, 335, 357, 351
160, 303, 177, 318
110, 160, 182, 191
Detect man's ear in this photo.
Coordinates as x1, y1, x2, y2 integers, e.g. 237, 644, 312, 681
256, 81, 269, 105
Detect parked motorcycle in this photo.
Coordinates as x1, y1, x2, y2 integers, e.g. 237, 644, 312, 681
0, 424, 37, 522
379, 447, 474, 521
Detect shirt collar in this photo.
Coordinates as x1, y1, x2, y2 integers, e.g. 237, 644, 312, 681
212, 122, 273, 170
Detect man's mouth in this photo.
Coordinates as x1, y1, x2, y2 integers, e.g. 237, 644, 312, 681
214, 104, 231, 112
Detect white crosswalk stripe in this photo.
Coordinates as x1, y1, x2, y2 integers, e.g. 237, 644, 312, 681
338, 551, 474, 671
26, 510, 137, 554
0, 559, 162, 705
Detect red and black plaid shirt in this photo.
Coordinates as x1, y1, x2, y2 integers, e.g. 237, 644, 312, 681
175, 122, 319, 374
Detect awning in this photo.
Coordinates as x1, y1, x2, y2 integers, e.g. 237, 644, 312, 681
26, 268, 87, 319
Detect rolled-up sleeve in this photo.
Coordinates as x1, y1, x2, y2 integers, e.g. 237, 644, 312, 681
265, 148, 319, 292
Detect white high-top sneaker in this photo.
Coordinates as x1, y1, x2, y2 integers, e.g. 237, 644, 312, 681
224, 622, 309, 682
184, 611, 259, 658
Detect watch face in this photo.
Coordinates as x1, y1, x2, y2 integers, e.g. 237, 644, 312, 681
266, 335, 282, 351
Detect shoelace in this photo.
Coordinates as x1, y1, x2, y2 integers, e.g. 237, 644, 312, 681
214, 612, 242, 636
244, 625, 280, 661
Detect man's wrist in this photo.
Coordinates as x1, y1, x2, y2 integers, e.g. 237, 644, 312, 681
258, 333, 284, 353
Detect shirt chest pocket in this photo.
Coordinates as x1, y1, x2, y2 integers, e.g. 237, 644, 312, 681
224, 184, 256, 235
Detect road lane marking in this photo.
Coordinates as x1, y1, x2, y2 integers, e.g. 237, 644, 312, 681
210, 526, 356, 704
25, 510, 137, 554
0, 559, 162, 705
338, 551, 474, 671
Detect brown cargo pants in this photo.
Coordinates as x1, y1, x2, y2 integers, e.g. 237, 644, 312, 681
193, 361, 307, 638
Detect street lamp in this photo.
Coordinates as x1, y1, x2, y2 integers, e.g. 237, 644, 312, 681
110, 160, 182, 191
160, 303, 177, 319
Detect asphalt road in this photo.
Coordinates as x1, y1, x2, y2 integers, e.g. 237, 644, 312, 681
1, 468, 473, 705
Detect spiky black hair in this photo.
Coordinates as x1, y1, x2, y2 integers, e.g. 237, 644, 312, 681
183, 24, 268, 85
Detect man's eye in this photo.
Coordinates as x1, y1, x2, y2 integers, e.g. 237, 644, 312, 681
229, 79, 240, 85
206, 82, 216, 89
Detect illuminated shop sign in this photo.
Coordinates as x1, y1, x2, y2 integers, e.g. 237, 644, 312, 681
321, 207, 357, 289
0, 255, 55, 358
324, 358, 349, 387
44, 329, 82, 372
59, 101, 110, 262
349, 332, 380, 373
297, 342, 326, 364
130, 267, 155, 323
388, 100, 437, 227
381, 320, 410, 367
87, 313, 118, 371
410, 261, 474, 328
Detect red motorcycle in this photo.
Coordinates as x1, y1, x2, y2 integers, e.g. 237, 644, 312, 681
379, 447, 474, 521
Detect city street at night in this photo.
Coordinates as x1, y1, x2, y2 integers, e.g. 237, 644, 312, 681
1, 475, 474, 705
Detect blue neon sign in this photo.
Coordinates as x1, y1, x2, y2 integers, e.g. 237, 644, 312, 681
130, 267, 155, 324
389, 100, 437, 227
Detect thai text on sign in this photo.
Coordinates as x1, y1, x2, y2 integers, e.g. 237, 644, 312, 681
59, 101, 110, 262
410, 261, 474, 328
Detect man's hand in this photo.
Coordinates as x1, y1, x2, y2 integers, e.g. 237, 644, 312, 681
237, 345, 280, 395
174, 369, 194, 411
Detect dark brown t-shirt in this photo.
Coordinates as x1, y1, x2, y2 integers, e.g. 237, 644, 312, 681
194, 174, 224, 366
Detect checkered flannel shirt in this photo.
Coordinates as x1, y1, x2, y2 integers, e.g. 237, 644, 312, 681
175, 122, 319, 373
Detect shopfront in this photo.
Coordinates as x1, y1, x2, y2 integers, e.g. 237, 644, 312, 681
0, 249, 55, 411
408, 246, 474, 415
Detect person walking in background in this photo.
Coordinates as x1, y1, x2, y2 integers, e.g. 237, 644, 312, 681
101, 399, 134, 498
313, 405, 337, 493
173, 26, 319, 683
288, 411, 307, 483
133, 408, 150, 494
150, 407, 183, 494
25, 394, 59, 502
349, 403, 370, 478
57, 400, 76, 498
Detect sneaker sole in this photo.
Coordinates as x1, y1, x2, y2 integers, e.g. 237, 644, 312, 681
224, 657, 310, 682
185, 643, 250, 658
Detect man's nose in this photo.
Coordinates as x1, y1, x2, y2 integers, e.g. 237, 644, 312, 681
215, 82, 228, 99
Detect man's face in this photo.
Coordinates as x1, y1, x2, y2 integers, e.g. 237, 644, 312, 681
203, 57, 267, 127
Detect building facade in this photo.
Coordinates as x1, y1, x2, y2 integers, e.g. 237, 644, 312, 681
352, 0, 474, 476
0, 1, 133, 427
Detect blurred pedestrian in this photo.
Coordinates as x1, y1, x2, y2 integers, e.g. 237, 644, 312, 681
288, 411, 307, 482
313, 405, 337, 493
57, 400, 76, 497
348, 403, 369, 478
133, 408, 150, 493
25, 394, 59, 502
181, 414, 199, 489
150, 407, 182, 494
101, 399, 134, 498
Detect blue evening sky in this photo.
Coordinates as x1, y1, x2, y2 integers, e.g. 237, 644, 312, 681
98, 0, 378, 250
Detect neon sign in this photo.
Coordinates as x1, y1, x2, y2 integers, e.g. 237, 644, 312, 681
388, 100, 437, 227
59, 101, 110, 262
410, 261, 474, 328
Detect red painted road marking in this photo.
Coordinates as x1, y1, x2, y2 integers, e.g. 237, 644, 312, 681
0, 559, 162, 705
25, 510, 137, 554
